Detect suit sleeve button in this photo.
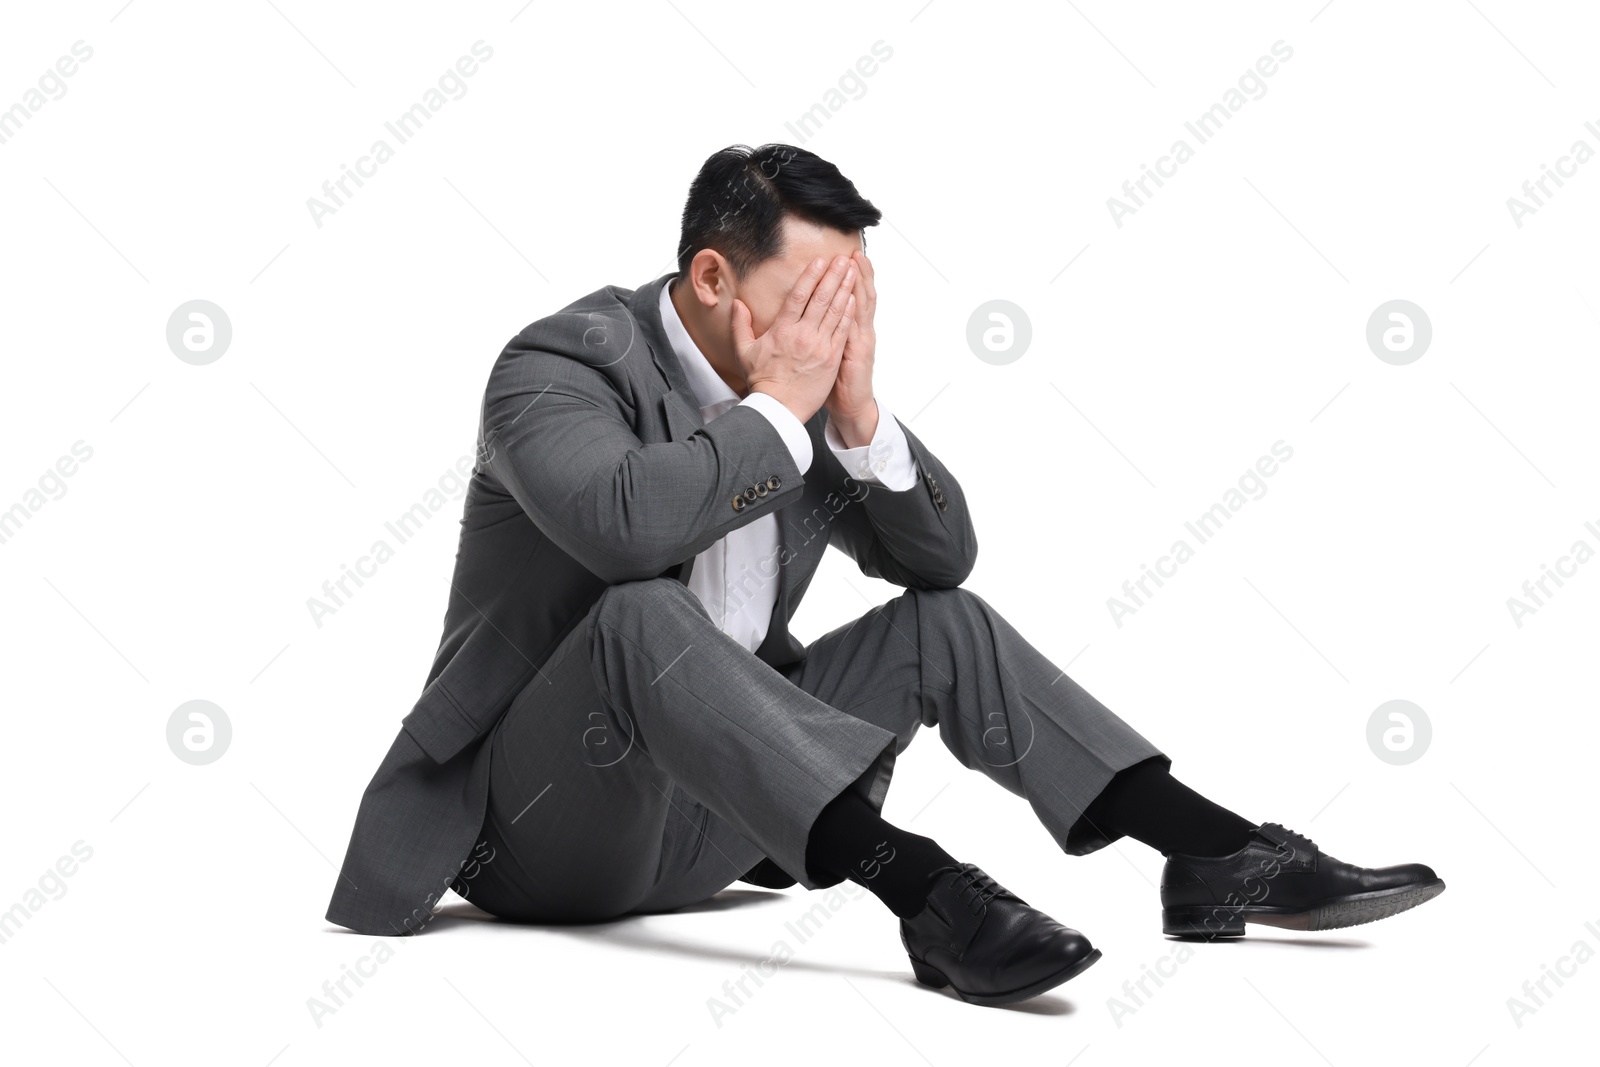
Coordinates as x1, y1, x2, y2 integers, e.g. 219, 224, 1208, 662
765, 476, 782, 491
732, 495, 746, 511
743, 486, 759, 502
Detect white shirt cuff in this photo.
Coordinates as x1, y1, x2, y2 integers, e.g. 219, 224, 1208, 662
824, 398, 918, 491
738, 390, 813, 474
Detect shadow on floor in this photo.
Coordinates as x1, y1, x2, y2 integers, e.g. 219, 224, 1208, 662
1164, 933, 1373, 949
372, 893, 1083, 1014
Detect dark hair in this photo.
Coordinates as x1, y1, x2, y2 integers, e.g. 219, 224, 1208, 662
676, 143, 881, 279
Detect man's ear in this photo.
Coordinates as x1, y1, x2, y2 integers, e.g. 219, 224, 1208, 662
686, 248, 733, 308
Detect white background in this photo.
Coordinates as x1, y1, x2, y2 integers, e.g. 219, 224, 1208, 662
2, 1, 1596, 1064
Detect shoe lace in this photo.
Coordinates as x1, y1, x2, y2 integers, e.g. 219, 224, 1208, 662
1261, 822, 1317, 854
953, 864, 1005, 915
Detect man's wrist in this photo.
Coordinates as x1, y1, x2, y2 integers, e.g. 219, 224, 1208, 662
738, 389, 814, 473
829, 399, 879, 449
748, 383, 813, 426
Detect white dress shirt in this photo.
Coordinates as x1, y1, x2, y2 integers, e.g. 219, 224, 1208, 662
659, 278, 918, 652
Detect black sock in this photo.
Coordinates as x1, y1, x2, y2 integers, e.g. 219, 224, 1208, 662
1081, 757, 1256, 857
804, 789, 959, 919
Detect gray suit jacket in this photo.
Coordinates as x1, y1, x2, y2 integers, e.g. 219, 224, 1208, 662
325, 272, 978, 935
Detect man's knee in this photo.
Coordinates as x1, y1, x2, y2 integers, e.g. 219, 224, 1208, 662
910, 584, 991, 628
594, 575, 706, 626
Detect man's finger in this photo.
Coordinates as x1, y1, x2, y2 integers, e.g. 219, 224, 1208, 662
852, 267, 872, 321
814, 262, 856, 335
802, 255, 854, 326
730, 298, 754, 350
831, 294, 856, 357
835, 265, 858, 320
785, 256, 829, 321
855, 250, 876, 304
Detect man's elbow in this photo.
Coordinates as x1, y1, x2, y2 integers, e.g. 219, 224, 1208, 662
587, 557, 654, 585
583, 532, 688, 585
914, 533, 978, 590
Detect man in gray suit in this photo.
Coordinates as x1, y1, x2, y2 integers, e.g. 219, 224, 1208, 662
327, 144, 1443, 1006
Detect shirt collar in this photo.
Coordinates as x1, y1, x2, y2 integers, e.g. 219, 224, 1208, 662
660, 277, 740, 413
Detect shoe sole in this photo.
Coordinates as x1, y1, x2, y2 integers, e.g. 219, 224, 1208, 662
1163, 878, 1446, 938
909, 947, 1103, 1006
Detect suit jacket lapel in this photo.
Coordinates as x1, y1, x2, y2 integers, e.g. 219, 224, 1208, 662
632, 273, 705, 587
631, 272, 704, 436
662, 387, 703, 441
756, 413, 825, 665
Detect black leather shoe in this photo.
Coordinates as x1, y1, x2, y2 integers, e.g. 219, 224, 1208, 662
899, 862, 1101, 1006
1161, 822, 1445, 938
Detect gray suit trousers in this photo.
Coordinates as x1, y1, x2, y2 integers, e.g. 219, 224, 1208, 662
462, 577, 1165, 923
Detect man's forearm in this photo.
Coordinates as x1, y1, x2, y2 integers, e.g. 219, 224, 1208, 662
487, 370, 809, 584
823, 415, 978, 589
